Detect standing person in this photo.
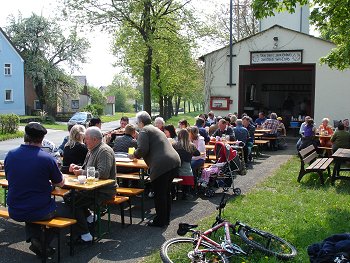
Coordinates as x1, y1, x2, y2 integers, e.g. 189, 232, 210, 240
4, 123, 89, 257
61, 124, 88, 173
172, 129, 200, 200
128, 111, 180, 227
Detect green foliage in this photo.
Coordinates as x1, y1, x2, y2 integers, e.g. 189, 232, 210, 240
83, 104, 103, 116
144, 157, 350, 262
252, 0, 350, 70
0, 131, 24, 143
5, 13, 90, 110
88, 86, 106, 106
164, 111, 201, 127
0, 114, 20, 134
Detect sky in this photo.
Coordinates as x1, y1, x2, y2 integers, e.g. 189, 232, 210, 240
0, 0, 318, 88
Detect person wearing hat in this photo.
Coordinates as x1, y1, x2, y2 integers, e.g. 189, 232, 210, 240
4, 122, 90, 258
277, 117, 287, 136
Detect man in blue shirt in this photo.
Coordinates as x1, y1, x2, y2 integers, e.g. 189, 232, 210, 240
195, 117, 210, 143
234, 119, 249, 163
5, 123, 90, 258
255, 112, 267, 127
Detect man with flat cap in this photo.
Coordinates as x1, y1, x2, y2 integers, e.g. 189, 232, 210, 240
4, 122, 91, 258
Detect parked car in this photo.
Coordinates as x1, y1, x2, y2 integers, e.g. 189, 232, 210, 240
67, 112, 93, 128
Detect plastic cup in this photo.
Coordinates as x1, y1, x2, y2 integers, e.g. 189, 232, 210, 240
128, 147, 135, 155
78, 175, 87, 184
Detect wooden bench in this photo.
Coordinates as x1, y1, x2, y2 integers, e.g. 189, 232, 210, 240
103, 196, 132, 226
0, 207, 76, 263
116, 187, 145, 222
298, 145, 333, 184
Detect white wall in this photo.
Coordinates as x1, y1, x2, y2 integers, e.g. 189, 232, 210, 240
203, 26, 350, 125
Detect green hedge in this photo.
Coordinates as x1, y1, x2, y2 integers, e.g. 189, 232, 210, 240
0, 114, 20, 134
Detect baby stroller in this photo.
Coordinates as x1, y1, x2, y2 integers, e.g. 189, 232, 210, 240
199, 141, 243, 198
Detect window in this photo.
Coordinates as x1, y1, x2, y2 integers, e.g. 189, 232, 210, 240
5, 90, 13, 101
34, 100, 41, 110
4, 64, 11, 75
71, 100, 79, 109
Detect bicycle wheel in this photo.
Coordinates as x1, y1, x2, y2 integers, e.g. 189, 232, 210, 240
160, 237, 229, 263
238, 225, 297, 260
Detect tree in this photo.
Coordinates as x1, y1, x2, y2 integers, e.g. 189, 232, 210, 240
106, 75, 140, 112
88, 86, 106, 106
61, 0, 194, 114
252, 0, 350, 70
203, 0, 258, 45
5, 13, 89, 114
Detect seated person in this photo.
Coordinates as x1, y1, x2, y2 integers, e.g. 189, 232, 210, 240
296, 116, 312, 149
195, 117, 210, 143
277, 117, 287, 136
107, 116, 129, 145
113, 124, 138, 153
318, 118, 334, 147
207, 111, 216, 126
255, 112, 267, 128
242, 116, 255, 161
154, 116, 165, 131
5, 123, 90, 256
164, 124, 177, 144
331, 122, 350, 152
234, 119, 249, 163
212, 119, 235, 141
261, 113, 280, 150
189, 126, 206, 172
41, 138, 60, 157
178, 119, 189, 129
69, 127, 118, 228
61, 124, 88, 173
89, 117, 102, 129
58, 124, 74, 156
298, 118, 319, 150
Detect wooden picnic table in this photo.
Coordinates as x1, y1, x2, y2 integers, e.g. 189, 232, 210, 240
254, 133, 264, 137
255, 129, 272, 133
331, 148, 350, 184
115, 158, 148, 169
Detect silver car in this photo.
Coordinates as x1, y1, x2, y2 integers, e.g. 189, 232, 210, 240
67, 112, 93, 128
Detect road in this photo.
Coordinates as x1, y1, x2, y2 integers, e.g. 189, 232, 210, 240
0, 118, 136, 160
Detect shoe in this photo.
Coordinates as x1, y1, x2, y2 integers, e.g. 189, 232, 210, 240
148, 191, 155, 198
68, 237, 93, 246
147, 220, 166, 228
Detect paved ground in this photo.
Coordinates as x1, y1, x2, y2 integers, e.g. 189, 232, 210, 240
0, 137, 298, 263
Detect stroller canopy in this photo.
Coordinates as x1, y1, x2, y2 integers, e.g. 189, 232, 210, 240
214, 141, 237, 163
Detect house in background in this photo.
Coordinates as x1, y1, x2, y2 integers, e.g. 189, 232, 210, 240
104, 96, 115, 115
58, 75, 91, 113
0, 27, 25, 115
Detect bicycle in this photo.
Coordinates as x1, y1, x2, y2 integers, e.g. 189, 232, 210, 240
160, 192, 297, 262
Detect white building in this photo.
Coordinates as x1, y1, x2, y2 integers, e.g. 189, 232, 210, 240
201, 6, 350, 126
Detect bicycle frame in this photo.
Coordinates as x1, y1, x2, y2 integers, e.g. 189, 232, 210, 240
191, 220, 247, 256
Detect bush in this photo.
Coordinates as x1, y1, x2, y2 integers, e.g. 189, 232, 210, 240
83, 104, 104, 116
0, 114, 20, 134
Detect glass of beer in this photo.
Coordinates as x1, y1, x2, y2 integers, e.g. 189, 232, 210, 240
87, 166, 95, 184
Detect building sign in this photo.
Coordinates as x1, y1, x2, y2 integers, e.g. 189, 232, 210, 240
210, 96, 232, 110
251, 50, 302, 64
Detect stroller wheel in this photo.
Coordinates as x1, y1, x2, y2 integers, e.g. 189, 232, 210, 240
233, 188, 241, 196
205, 188, 215, 198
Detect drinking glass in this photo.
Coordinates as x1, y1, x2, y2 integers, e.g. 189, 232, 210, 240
87, 166, 95, 184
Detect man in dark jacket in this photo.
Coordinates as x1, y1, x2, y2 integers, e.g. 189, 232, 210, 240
129, 111, 180, 227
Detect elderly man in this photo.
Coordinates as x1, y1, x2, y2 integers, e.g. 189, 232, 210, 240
212, 119, 235, 141
70, 127, 117, 205
129, 111, 180, 227
234, 119, 249, 164
5, 123, 89, 257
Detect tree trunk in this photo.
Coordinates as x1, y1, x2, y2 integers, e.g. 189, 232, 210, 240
167, 95, 174, 119
183, 100, 186, 114
174, 96, 181, 116
35, 81, 45, 109
143, 46, 152, 115
155, 65, 164, 117
188, 101, 191, 113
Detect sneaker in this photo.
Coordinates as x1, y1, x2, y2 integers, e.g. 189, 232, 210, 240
81, 232, 93, 242
86, 213, 97, 223
148, 191, 155, 198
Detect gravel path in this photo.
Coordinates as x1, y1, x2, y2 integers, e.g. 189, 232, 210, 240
0, 138, 297, 263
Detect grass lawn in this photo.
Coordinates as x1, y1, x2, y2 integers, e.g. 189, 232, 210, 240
101, 113, 136, 123
165, 111, 201, 126
144, 157, 350, 263
0, 131, 24, 141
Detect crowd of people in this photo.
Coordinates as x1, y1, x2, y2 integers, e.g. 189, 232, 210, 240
3, 109, 290, 258
296, 116, 350, 153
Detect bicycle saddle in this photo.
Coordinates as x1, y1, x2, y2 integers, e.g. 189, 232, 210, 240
177, 223, 198, 236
